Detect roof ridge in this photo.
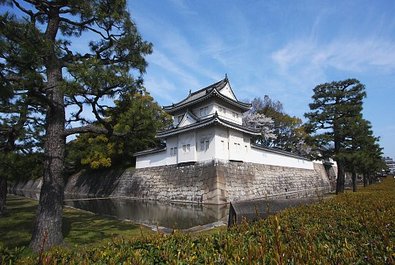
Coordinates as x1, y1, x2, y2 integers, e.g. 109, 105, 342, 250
163, 77, 251, 113
157, 114, 260, 138
189, 77, 227, 97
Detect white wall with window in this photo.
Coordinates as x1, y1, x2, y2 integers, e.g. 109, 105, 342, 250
192, 103, 215, 119
178, 132, 196, 163
196, 127, 215, 161
228, 130, 245, 161
214, 127, 229, 161
136, 129, 316, 169
166, 136, 178, 165
213, 103, 242, 125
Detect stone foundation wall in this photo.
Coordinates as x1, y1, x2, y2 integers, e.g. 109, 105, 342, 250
10, 160, 333, 205
219, 161, 332, 202
113, 160, 332, 204
112, 161, 217, 203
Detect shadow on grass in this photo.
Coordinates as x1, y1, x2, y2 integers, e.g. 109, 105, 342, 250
0, 197, 37, 248
62, 208, 145, 246
1, 196, 149, 250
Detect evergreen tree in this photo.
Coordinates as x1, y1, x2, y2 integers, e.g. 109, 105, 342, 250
340, 117, 379, 191
305, 79, 366, 194
0, 0, 152, 251
349, 120, 385, 187
66, 90, 171, 172
0, 88, 44, 215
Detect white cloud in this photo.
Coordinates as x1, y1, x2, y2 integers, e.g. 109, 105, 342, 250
272, 38, 395, 74
147, 51, 201, 89
144, 76, 179, 103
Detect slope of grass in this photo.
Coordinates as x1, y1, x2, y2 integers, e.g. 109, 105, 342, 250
0, 195, 151, 261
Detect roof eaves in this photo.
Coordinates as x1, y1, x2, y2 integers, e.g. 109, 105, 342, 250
251, 144, 310, 161
156, 116, 216, 138
134, 147, 166, 157
216, 117, 261, 135
157, 114, 260, 138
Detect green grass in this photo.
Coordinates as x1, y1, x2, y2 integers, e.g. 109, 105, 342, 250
0, 195, 151, 250
0, 196, 37, 249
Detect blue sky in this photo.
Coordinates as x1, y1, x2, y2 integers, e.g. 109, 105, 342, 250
128, 0, 395, 159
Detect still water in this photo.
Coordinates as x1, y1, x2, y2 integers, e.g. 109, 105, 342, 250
13, 190, 228, 230
64, 197, 228, 230
13, 190, 321, 231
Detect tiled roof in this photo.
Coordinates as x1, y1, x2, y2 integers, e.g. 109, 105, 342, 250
133, 146, 166, 156
250, 144, 310, 161
156, 113, 260, 138
163, 77, 251, 114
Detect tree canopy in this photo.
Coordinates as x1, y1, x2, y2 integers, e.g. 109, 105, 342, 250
0, 0, 153, 251
245, 96, 309, 155
66, 90, 171, 172
305, 79, 384, 193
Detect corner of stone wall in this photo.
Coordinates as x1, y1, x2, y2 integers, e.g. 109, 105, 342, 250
200, 160, 226, 204
313, 162, 335, 192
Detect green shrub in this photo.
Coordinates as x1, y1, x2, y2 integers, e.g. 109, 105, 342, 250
9, 178, 395, 264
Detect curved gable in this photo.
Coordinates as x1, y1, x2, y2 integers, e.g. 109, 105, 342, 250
177, 111, 199, 128
219, 83, 237, 101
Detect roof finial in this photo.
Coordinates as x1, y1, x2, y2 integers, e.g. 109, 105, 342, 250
225, 73, 228, 80
188, 89, 191, 96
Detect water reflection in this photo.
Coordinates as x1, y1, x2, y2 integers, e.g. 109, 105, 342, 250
12, 190, 228, 230
65, 198, 228, 229
12, 189, 323, 230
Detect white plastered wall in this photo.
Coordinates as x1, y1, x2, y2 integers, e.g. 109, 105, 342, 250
136, 126, 315, 170
195, 127, 216, 162
135, 150, 168, 168
219, 83, 236, 100
177, 131, 197, 163
212, 103, 242, 125
228, 130, 246, 161
166, 136, 178, 165
247, 146, 314, 170
214, 127, 229, 161
192, 103, 215, 119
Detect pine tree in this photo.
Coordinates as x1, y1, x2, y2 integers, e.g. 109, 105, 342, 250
0, 87, 44, 215
66, 90, 171, 172
305, 79, 366, 194
340, 117, 377, 191
0, 0, 152, 251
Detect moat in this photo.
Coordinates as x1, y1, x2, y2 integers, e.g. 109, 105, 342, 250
13, 190, 228, 230
13, 190, 322, 231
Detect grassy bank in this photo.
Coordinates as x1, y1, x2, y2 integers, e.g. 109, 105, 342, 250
2, 178, 395, 264
0, 195, 152, 260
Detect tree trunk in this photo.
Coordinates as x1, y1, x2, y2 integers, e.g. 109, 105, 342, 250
0, 176, 7, 216
363, 173, 368, 187
30, 7, 65, 252
352, 171, 357, 192
336, 161, 345, 194
29, 67, 65, 252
